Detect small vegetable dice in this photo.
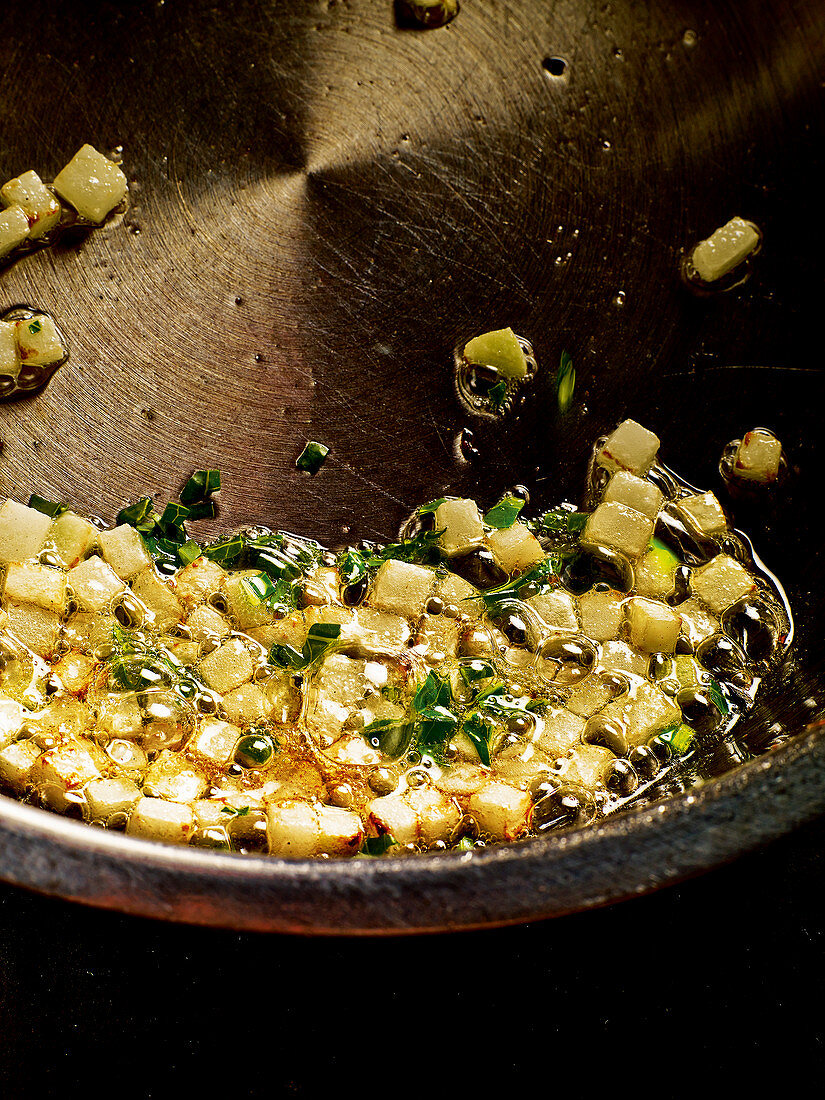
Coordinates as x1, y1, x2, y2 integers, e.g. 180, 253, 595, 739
0, 205, 30, 259
691, 554, 755, 615
435, 498, 485, 557
581, 502, 655, 560
691, 216, 760, 283
677, 492, 727, 538
1, 170, 61, 239
625, 597, 681, 653
52, 144, 128, 223
597, 420, 660, 476
733, 429, 783, 484
602, 471, 663, 520
15, 314, 65, 366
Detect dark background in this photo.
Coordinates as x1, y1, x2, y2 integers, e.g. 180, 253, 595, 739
1, 1, 823, 1088
2, 816, 824, 1094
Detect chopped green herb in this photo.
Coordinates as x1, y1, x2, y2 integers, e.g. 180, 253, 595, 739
179, 469, 221, 505
158, 501, 190, 540
555, 350, 575, 414
656, 723, 696, 755
473, 556, 561, 609
27, 319, 43, 335
117, 497, 160, 534
530, 508, 588, 538
185, 500, 217, 521
488, 379, 507, 408
359, 834, 397, 857
202, 535, 245, 565
269, 623, 342, 671
220, 804, 251, 817
27, 494, 67, 518
484, 494, 525, 529
107, 624, 203, 700
462, 712, 492, 766
296, 441, 330, 474
459, 660, 496, 685
177, 539, 202, 566
417, 497, 447, 517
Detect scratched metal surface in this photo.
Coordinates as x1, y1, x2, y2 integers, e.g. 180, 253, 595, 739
0, 0, 824, 928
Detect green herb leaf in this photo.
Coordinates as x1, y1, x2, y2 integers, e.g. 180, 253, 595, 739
27, 494, 67, 518
296, 441, 330, 474
177, 539, 202, 566
362, 716, 416, 758
417, 497, 447, 517
359, 834, 397, 857
158, 501, 190, 540
268, 623, 342, 671
555, 350, 575, 414
484, 494, 525, 529
462, 712, 492, 766
220, 804, 250, 817
117, 497, 160, 534
531, 508, 588, 538
185, 500, 217, 521
338, 549, 369, 588
202, 535, 245, 565
459, 660, 496, 685
488, 379, 507, 408
180, 469, 221, 505
474, 556, 561, 609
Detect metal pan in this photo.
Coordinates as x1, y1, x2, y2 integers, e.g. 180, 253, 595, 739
0, 0, 823, 932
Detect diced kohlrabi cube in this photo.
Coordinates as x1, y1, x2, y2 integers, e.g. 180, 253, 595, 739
0, 320, 20, 377
1, 170, 61, 239
597, 420, 660, 476
15, 314, 65, 366
581, 501, 654, 559
602, 471, 663, 520
0, 205, 29, 258
0, 499, 54, 563
485, 522, 545, 574
434, 498, 485, 557
733, 429, 783, 484
676, 492, 728, 538
52, 144, 128, 223
691, 217, 759, 283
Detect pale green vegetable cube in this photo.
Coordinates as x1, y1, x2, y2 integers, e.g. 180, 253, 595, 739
535, 707, 586, 756
560, 744, 615, 790
68, 554, 126, 611
99, 523, 152, 579
0, 738, 40, 790
734, 430, 783, 484
348, 606, 411, 655
143, 749, 207, 803
126, 797, 194, 844
222, 682, 271, 725
368, 559, 436, 619
0, 499, 53, 563
170, 556, 225, 607
436, 571, 479, 615
129, 568, 183, 631
635, 542, 679, 599
84, 776, 141, 820
463, 327, 528, 380
567, 677, 616, 718
185, 604, 232, 645
3, 562, 67, 613
416, 613, 461, 662
223, 571, 275, 629
677, 598, 719, 648
3, 601, 61, 658
367, 786, 460, 848
597, 640, 649, 678
691, 553, 755, 615
30, 738, 101, 810
581, 502, 654, 560
0, 695, 26, 748
578, 589, 624, 641
0, 320, 20, 377
676, 492, 727, 538
266, 799, 364, 858
597, 420, 660, 476
324, 731, 383, 766
603, 471, 663, 520
625, 597, 681, 653
15, 314, 65, 366
1, 169, 61, 239
186, 718, 240, 766
49, 511, 98, 568
52, 144, 128, 223
526, 589, 580, 632
198, 636, 255, 694
51, 650, 96, 695
95, 693, 144, 740
468, 779, 532, 841
434, 498, 485, 557
0, 205, 29, 258
486, 523, 545, 574
692, 216, 759, 283
602, 681, 681, 747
